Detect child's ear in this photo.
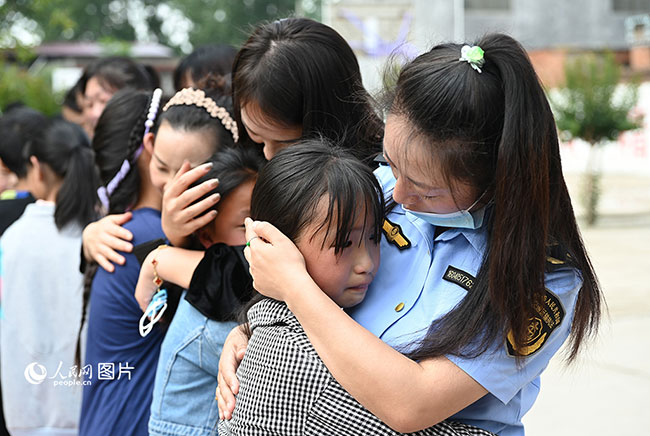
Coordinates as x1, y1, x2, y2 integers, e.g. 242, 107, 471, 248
143, 132, 155, 155
197, 225, 216, 249
26, 156, 45, 198
29, 156, 44, 181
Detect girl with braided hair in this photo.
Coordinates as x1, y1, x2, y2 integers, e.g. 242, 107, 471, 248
80, 83, 239, 435
80, 88, 169, 436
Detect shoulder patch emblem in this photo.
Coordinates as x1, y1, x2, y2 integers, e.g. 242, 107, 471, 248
442, 266, 475, 292
506, 289, 565, 357
382, 218, 411, 250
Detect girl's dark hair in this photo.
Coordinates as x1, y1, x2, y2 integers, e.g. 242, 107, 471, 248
251, 140, 384, 255
191, 146, 265, 216
387, 33, 602, 362
155, 78, 236, 154
79, 56, 154, 95
232, 18, 383, 166
173, 44, 237, 91
23, 120, 98, 229
241, 140, 385, 333
92, 88, 158, 214
0, 106, 49, 178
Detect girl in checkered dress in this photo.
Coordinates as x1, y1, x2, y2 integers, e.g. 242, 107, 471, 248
224, 33, 602, 436
218, 142, 494, 436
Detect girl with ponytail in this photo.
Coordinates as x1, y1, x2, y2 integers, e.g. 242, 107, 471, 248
221, 33, 603, 436
0, 120, 98, 436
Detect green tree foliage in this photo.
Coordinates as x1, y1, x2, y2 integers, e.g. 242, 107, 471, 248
553, 52, 640, 145
551, 52, 641, 225
168, 0, 303, 48
0, 58, 61, 116
0, 0, 321, 53
0, 0, 139, 47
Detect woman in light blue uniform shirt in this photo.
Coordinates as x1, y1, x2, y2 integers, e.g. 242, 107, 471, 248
222, 33, 602, 435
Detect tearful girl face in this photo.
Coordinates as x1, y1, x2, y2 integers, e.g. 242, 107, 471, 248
295, 195, 380, 309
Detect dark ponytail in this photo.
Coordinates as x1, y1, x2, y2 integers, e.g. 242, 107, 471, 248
389, 33, 602, 362
24, 120, 99, 229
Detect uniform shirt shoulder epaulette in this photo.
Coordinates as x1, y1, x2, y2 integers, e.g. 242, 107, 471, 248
545, 240, 577, 273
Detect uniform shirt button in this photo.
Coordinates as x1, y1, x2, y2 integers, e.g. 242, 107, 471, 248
395, 302, 405, 312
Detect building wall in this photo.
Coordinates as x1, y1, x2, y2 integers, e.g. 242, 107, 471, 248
323, 0, 650, 177
464, 0, 638, 50
324, 0, 650, 89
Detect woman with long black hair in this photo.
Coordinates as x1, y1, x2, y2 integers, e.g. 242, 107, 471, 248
222, 33, 603, 436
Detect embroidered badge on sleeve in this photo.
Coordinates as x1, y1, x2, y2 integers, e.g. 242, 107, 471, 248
506, 289, 565, 357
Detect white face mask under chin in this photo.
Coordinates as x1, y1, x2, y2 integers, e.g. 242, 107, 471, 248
404, 195, 487, 229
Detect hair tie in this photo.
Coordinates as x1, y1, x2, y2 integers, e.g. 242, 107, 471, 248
162, 88, 239, 142
97, 88, 163, 211
459, 45, 485, 73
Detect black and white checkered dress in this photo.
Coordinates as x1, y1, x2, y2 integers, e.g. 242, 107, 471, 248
218, 299, 495, 436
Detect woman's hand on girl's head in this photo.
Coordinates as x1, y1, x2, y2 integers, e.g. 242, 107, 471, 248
162, 161, 220, 247
243, 218, 311, 302
217, 325, 249, 420
82, 212, 134, 273
134, 251, 157, 312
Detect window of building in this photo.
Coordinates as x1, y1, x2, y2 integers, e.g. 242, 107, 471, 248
613, 0, 650, 12
464, 0, 511, 10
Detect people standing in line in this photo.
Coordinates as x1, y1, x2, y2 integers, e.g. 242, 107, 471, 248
79, 17, 384, 277
0, 120, 98, 436
0, 106, 48, 236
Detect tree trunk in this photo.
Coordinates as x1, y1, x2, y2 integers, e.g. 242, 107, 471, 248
582, 141, 603, 226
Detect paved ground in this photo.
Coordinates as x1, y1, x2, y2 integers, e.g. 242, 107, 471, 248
523, 173, 650, 435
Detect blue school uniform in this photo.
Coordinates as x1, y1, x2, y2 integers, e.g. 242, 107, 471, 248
80, 208, 166, 436
348, 165, 582, 436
